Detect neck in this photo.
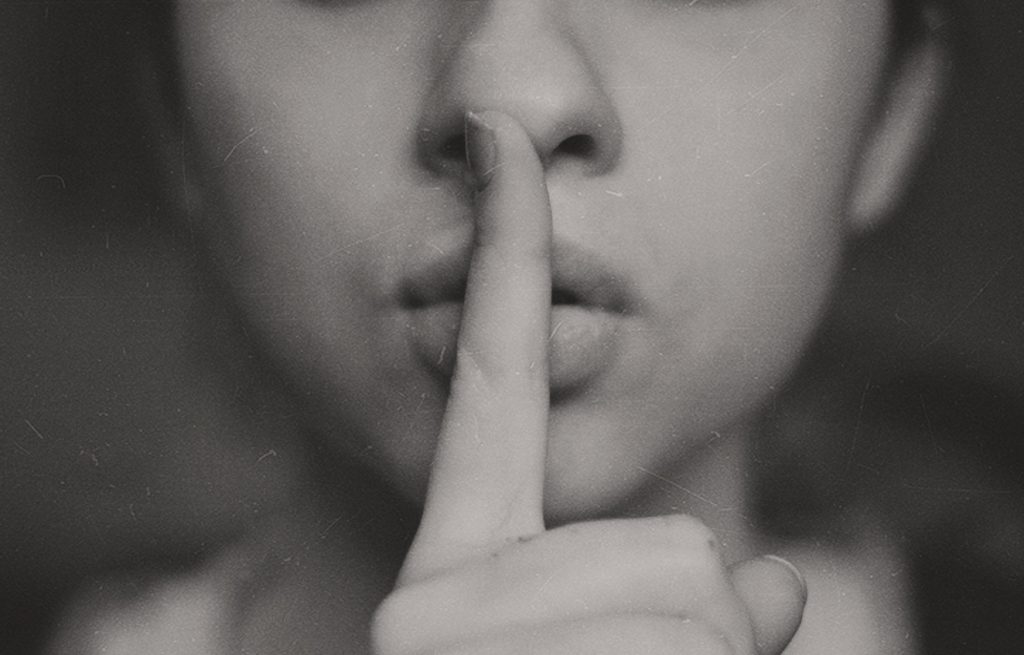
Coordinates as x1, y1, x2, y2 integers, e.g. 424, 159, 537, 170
236, 420, 760, 651
234, 449, 415, 653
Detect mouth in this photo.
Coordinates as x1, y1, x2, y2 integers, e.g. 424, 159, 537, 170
400, 241, 636, 395
400, 242, 633, 314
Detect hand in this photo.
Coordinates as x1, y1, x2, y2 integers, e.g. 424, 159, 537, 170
372, 111, 806, 655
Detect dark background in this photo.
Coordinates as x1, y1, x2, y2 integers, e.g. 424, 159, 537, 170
2, 1, 1022, 652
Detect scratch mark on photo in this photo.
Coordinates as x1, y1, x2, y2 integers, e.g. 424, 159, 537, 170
24, 419, 46, 440
223, 127, 260, 164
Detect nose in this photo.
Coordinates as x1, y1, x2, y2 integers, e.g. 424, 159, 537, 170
417, 2, 622, 180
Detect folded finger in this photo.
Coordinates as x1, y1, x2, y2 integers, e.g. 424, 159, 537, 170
381, 516, 755, 653
429, 615, 735, 655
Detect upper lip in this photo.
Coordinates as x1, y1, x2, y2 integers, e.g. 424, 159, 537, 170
400, 240, 637, 315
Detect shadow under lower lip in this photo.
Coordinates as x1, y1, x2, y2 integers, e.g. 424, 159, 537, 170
406, 303, 621, 394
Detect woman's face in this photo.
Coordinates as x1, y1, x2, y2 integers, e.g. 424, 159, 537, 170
175, 0, 892, 519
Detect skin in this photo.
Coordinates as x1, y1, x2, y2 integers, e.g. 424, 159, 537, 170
374, 111, 805, 655
169, 0, 942, 651
176, 0, 894, 519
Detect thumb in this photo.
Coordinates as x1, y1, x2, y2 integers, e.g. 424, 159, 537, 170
729, 555, 807, 655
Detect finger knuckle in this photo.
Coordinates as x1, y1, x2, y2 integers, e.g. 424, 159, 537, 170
657, 515, 721, 560
659, 514, 717, 546
642, 516, 731, 593
455, 339, 501, 384
455, 344, 546, 401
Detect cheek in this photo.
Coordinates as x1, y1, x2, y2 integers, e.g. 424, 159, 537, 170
640, 129, 848, 431
177, 5, 428, 348
175, 8, 476, 504
605, 2, 888, 420
175, 0, 444, 273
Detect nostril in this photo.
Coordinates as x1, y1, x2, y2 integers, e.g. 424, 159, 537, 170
422, 126, 606, 177
439, 133, 467, 163
554, 134, 597, 160
551, 288, 579, 305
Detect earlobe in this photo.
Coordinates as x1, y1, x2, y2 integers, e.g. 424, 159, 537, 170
847, 11, 950, 234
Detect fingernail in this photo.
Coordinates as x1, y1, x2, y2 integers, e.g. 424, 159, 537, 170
762, 554, 807, 600
466, 111, 497, 190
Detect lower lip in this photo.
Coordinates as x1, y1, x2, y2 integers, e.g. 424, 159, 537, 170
407, 302, 622, 394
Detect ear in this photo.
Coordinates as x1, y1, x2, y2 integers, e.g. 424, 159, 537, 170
847, 8, 950, 234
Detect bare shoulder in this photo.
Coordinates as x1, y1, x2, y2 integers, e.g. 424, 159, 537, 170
772, 527, 918, 655
44, 566, 233, 655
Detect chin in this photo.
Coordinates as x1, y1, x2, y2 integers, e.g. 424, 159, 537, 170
538, 421, 675, 526
349, 413, 655, 528
541, 446, 676, 526
541, 473, 636, 526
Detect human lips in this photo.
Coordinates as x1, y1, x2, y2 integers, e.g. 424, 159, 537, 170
401, 241, 637, 395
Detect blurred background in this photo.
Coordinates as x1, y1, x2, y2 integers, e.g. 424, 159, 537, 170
2, 1, 1022, 653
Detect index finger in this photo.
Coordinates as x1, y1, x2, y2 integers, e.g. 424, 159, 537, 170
400, 111, 552, 583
